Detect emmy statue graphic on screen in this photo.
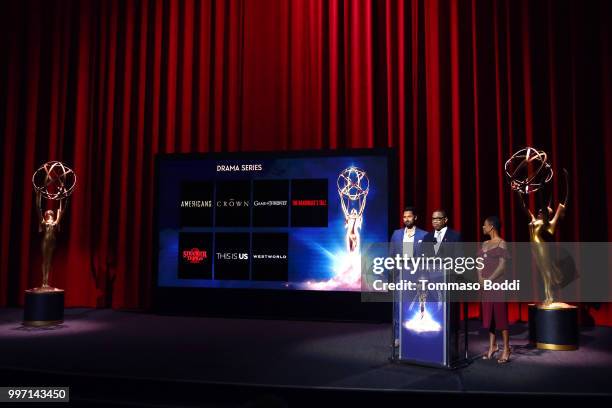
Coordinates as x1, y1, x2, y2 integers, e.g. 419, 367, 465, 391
338, 168, 369, 253
23, 161, 76, 326
306, 167, 369, 290
336, 167, 369, 289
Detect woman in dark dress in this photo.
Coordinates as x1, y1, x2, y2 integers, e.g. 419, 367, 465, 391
477, 216, 511, 363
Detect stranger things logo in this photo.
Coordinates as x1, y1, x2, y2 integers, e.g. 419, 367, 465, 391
178, 232, 213, 279
182, 248, 208, 264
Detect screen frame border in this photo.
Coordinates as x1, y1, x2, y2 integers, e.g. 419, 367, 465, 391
152, 148, 397, 321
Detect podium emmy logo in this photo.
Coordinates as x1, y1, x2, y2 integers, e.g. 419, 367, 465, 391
31, 161, 77, 292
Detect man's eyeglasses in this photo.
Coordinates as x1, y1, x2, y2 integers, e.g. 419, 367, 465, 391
432, 217, 446, 221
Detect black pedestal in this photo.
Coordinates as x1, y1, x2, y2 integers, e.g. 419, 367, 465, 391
535, 305, 578, 350
23, 289, 65, 327
528, 304, 537, 344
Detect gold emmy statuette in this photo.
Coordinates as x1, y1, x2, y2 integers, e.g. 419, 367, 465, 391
23, 161, 76, 327
505, 147, 570, 309
506, 148, 578, 350
31, 161, 77, 292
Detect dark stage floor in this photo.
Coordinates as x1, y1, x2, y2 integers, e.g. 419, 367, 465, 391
0, 308, 610, 406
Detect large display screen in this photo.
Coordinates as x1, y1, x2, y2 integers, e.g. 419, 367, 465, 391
156, 150, 391, 292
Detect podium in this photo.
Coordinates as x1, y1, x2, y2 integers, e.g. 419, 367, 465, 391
392, 267, 467, 368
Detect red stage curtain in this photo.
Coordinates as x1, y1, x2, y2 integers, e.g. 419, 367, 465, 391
0, 0, 610, 324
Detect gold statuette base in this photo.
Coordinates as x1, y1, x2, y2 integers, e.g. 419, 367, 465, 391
536, 342, 578, 351
22, 320, 64, 327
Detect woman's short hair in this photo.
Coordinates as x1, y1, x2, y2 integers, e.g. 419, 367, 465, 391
485, 215, 501, 232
